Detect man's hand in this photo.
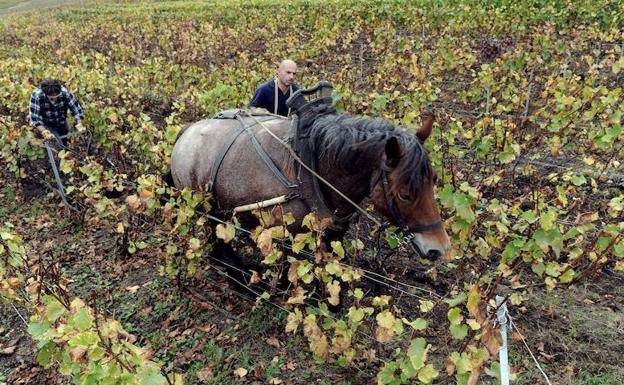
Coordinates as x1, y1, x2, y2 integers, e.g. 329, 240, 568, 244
38, 126, 55, 140
75, 120, 86, 132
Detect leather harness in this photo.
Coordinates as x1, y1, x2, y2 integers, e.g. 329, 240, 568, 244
208, 85, 442, 236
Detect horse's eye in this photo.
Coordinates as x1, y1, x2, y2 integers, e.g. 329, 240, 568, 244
398, 192, 412, 202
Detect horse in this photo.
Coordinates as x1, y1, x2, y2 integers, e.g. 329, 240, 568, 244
168, 106, 451, 263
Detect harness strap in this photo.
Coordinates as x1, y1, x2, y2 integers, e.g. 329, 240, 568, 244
208, 120, 248, 193
236, 115, 297, 190
274, 78, 293, 116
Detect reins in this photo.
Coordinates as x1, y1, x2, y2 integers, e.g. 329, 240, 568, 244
242, 110, 383, 227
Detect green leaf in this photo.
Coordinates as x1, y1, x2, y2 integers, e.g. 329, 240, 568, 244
418, 364, 439, 384
325, 261, 342, 276
45, 299, 66, 322
88, 346, 105, 361
451, 352, 471, 374
447, 307, 463, 325
35, 342, 55, 367
407, 338, 427, 370
330, 241, 345, 258
545, 262, 561, 277
570, 174, 587, 186
539, 209, 557, 231
403, 318, 428, 331
377, 361, 399, 385
70, 308, 92, 331
559, 268, 575, 283
138, 367, 166, 385
68, 331, 99, 347
28, 322, 49, 338
444, 293, 467, 307
419, 300, 434, 313
450, 324, 468, 339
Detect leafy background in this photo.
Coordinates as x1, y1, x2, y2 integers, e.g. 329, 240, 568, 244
1, 0, 623, 384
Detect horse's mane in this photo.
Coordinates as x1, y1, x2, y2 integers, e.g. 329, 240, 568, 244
294, 111, 433, 195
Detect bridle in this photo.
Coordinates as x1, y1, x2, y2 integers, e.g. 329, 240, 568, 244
376, 156, 443, 234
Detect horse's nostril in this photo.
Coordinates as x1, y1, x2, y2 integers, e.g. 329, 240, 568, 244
426, 249, 441, 261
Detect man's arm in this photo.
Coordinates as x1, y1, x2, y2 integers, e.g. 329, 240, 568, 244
29, 91, 44, 128
64, 88, 84, 121
249, 85, 267, 109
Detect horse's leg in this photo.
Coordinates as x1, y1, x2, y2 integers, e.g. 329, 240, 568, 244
162, 170, 175, 187
210, 238, 272, 299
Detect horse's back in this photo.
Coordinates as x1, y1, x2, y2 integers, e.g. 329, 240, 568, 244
170, 115, 293, 203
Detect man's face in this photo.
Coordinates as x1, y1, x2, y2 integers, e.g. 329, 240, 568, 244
277, 62, 297, 87
46, 93, 61, 103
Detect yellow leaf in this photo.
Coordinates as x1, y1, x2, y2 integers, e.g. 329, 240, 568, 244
233, 367, 248, 378
375, 326, 394, 343
285, 309, 302, 333
249, 271, 260, 284
372, 295, 391, 308
303, 315, 321, 339
327, 280, 340, 306
310, 334, 329, 359
376, 310, 395, 329
256, 229, 273, 256
215, 224, 235, 243
288, 260, 300, 283
467, 319, 481, 330
287, 287, 306, 305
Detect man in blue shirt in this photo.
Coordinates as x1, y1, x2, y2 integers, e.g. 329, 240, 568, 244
29, 79, 85, 146
249, 59, 299, 117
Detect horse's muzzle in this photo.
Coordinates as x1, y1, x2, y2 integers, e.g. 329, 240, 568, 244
409, 237, 441, 262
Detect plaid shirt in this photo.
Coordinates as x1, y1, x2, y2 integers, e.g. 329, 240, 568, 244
29, 87, 84, 128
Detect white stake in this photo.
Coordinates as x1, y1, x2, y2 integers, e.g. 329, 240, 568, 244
496, 295, 510, 385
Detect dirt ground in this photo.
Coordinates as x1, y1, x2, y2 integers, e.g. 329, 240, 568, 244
1, 178, 623, 385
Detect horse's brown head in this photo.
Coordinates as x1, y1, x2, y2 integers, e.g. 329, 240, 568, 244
370, 116, 451, 261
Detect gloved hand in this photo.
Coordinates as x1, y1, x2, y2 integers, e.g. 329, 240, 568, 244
39, 127, 55, 140
75, 120, 86, 132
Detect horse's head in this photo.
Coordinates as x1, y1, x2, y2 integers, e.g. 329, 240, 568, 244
370, 116, 451, 261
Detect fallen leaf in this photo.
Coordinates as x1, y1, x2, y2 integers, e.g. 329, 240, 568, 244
539, 352, 556, 362
196, 367, 213, 382
269, 378, 283, 384
126, 285, 140, 293
266, 336, 281, 348
250, 270, 261, 284
0, 345, 17, 355
233, 367, 248, 378
196, 324, 214, 333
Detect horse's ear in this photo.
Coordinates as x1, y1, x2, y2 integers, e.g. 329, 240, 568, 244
416, 114, 434, 142
384, 137, 402, 168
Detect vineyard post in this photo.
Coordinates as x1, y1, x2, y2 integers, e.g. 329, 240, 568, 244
485, 83, 492, 115
496, 295, 510, 385
359, 42, 364, 81
521, 69, 535, 128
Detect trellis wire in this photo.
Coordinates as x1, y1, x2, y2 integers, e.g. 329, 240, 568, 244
508, 316, 554, 385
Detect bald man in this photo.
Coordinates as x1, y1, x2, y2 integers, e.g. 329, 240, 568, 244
249, 59, 299, 117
